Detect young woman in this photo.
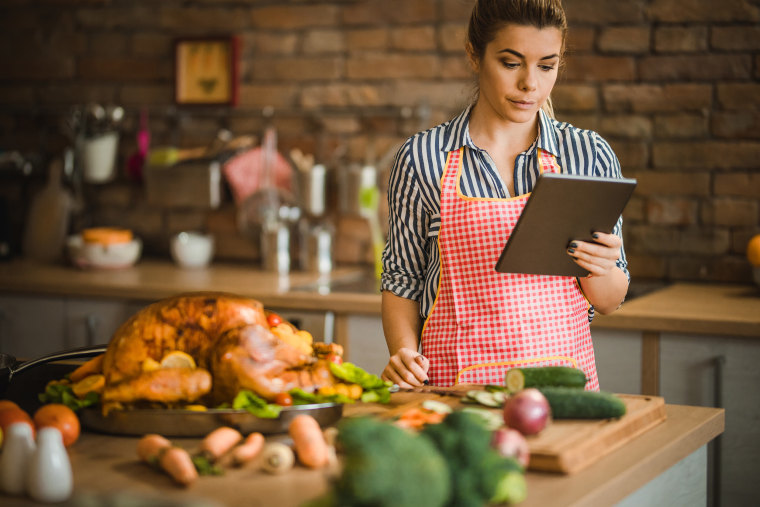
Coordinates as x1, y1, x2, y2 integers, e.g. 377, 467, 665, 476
380, 0, 629, 390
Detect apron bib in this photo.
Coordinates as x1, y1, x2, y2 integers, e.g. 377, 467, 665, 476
420, 147, 599, 390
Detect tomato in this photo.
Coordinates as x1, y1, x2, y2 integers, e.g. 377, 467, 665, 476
33, 404, 80, 447
274, 392, 293, 407
267, 313, 283, 327
326, 353, 343, 365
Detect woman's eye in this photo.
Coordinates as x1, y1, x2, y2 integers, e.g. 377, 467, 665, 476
539, 65, 556, 72
501, 61, 520, 69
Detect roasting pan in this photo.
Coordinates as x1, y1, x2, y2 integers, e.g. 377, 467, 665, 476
80, 402, 344, 437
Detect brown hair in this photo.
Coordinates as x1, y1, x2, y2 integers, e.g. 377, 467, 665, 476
466, 0, 568, 116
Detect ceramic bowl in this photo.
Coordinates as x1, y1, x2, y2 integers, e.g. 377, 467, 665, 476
67, 235, 142, 269
170, 232, 214, 268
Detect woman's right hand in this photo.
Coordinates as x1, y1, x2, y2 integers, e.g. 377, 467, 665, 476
381, 348, 429, 388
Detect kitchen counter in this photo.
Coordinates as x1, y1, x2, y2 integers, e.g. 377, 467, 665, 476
0, 392, 724, 507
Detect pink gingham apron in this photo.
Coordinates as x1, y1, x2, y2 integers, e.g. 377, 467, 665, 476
420, 147, 599, 390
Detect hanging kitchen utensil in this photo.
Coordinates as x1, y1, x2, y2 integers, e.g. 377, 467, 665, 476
22, 158, 73, 263
127, 108, 150, 183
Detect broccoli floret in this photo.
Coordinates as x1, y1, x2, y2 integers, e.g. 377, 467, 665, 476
329, 416, 451, 507
421, 411, 525, 506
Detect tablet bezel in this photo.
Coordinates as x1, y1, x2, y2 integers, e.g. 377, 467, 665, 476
494, 172, 637, 277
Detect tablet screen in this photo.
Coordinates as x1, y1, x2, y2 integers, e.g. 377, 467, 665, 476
495, 172, 637, 277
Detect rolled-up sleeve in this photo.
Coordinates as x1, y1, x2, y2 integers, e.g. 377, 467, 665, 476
381, 140, 430, 301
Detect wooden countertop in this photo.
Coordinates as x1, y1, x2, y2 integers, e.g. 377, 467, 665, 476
1, 397, 724, 507
1, 258, 758, 337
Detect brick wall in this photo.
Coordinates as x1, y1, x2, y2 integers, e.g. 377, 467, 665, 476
0, 0, 758, 286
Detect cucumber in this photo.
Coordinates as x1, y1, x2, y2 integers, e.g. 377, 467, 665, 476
538, 387, 627, 419
504, 366, 587, 392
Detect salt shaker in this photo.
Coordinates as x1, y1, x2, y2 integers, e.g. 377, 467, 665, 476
26, 427, 73, 503
0, 422, 36, 495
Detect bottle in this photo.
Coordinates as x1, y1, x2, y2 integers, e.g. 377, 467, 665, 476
26, 427, 73, 503
0, 422, 36, 495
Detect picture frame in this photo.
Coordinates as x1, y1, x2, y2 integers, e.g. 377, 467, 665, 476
174, 36, 239, 106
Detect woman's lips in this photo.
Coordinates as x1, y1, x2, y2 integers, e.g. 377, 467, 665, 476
509, 99, 536, 110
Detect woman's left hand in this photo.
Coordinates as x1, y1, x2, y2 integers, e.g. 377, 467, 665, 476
567, 232, 621, 277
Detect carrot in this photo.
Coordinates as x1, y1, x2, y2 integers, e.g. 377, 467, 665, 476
137, 434, 171, 464
289, 414, 329, 468
199, 426, 242, 461
231, 432, 265, 467
159, 446, 198, 487
69, 354, 104, 383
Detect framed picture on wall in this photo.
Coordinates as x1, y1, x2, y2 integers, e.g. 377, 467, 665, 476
174, 36, 239, 106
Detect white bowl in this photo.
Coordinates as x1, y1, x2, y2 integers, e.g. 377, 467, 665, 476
170, 232, 214, 268
67, 235, 142, 269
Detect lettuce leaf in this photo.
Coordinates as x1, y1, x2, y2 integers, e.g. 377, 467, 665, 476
232, 390, 282, 419
38, 383, 100, 412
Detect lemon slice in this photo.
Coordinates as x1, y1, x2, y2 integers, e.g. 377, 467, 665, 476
160, 351, 196, 369
141, 358, 161, 372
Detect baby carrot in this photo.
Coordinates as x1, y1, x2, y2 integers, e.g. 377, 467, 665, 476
231, 432, 265, 467
159, 446, 198, 487
199, 426, 243, 461
289, 414, 329, 468
137, 434, 171, 464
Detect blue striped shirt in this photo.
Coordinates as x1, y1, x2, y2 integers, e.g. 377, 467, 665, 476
381, 106, 629, 322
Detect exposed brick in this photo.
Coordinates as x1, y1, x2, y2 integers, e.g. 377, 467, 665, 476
563, 55, 636, 82
248, 32, 299, 55
76, 7, 163, 30
623, 194, 646, 222
89, 33, 128, 57
251, 5, 338, 29
391, 26, 436, 51
551, 84, 598, 112
564, 0, 645, 24
654, 26, 708, 53
653, 141, 760, 170
78, 57, 169, 81
438, 23, 467, 53
666, 255, 749, 283
600, 115, 652, 139
639, 55, 752, 81
132, 33, 173, 57
345, 28, 389, 51
648, 0, 760, 23
166, 209, 208, 237
714, 172, 760, 198
440, 0, 474, 22
629, 224, 730, 255
442, 55, 472, 79
646, 197, 699, 225
711, 25, 760, 50
0, 86, 35, 106
558, 113, 599, 132
321, 116, 362, 135
346, 54, 439, 80
716, 83, 760, 110
119, 85, 173, 106
566, 27, 596, 53
598, 26, 651, 54
634, 171, 711, 196
1, 57, 75, 80
389, 80, 471, 109
303, 29, 345, 54
603, 84, 712, 113
625, 253, 667, 279
251, 57, 343, 82
654, 113, 709, 139
300, 83, 388, 108
712, 111, 760, 139
702, 197, 759, 227
607, 140, 649, 168
237, 84, 299, 109
342, 0, 435, 25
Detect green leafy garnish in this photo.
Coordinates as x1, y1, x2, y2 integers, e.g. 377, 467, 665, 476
191, 454, 224, 476
328, 362, 392, 404
38, 383, 100, 412
231, 390, 282, 419
288, 387, 353, 405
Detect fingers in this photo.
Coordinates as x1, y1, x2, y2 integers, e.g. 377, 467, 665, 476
567, 232, 620, 276
381, 350, 429, 388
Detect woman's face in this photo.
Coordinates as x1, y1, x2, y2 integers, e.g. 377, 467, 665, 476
470, 23, 563, 125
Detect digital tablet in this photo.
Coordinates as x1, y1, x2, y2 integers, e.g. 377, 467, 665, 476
495, 172, 637, 277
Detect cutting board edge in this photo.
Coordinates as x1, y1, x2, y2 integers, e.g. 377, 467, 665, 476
529, 402, 668, 474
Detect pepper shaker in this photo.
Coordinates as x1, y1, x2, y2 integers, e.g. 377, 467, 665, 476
26, 427, 73, 503
0, 422, 36, 495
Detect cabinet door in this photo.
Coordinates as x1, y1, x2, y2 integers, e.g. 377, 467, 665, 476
65, 298, 148, 349
0, 294, 66, 358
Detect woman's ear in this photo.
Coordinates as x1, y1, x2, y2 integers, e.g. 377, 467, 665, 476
465, 42, 479, 73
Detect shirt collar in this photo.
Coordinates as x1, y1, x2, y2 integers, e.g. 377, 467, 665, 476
443, 105, 561, 158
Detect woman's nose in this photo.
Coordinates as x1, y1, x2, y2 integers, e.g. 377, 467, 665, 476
519, 69, 537, 91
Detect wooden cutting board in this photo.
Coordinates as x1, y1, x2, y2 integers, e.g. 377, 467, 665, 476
527, 394, 667, 474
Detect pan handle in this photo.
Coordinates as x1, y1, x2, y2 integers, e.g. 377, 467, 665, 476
11, 344, 108, 378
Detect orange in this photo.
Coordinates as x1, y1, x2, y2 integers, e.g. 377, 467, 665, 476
747, 234, 760, 267
71, 374, 106, 399
81, 227, 133, 245
33, 404, 80, 448
0, 400, 20, 411
0, 406, 35, 439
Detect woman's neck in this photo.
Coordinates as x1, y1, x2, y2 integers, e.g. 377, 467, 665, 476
468, 101, 539, 155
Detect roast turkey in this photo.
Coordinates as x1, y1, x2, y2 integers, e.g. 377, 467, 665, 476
100, 292, 341, 406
